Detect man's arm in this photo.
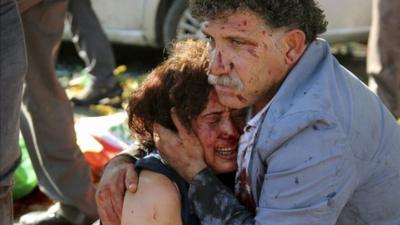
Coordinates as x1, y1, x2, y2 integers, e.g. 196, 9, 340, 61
158, 111, 357, 225
96, 149, 139, 225
189, 168, 255, 224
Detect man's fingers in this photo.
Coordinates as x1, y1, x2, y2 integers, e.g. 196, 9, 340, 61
95, 194, 109, 224
97, 205, 119, 225
125, 165, 138, 193
170, 108, 191, 138
154, 122, 183, 164
105, 201, 121, 225
153, 123, 182, 147
107, 180, 125, 222
154, 122, 179, 138
171, 108, 201, 146
96, 188, 121, 225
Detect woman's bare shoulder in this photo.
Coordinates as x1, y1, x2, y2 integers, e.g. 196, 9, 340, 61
121, 170, 183, 225
139, 170, 180, 195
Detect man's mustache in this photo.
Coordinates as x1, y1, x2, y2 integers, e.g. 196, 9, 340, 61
207, 74, 243, 90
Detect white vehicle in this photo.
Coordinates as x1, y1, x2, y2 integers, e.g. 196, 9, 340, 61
68, 0, 372, 47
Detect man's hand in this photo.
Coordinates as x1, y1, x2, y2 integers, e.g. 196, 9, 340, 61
154, 108, 207, 182
95, 155, 138, 225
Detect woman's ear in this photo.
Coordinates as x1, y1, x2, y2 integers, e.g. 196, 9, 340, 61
282, 29, 307, 65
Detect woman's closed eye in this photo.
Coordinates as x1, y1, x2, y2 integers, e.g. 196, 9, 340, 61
204, 115, 221, 125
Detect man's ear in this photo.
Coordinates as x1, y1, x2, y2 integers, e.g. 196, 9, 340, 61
282, 29, 307, 65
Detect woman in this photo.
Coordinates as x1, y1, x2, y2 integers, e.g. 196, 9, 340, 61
121, 40, 244, 225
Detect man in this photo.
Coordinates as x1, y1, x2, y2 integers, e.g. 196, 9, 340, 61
96, 0, 400, 225
13, 1, 98, 224
0, 0, 27, 224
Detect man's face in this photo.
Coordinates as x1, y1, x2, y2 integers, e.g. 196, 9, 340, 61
191, 90, 240, 174
203, 10, 291, 112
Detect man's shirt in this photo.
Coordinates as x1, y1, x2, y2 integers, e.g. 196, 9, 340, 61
235, 100, 270, 211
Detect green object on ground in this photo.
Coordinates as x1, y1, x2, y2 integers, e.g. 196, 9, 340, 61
12, 135, 38, 200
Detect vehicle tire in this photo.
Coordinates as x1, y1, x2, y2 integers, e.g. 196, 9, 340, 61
163, 0, 202, 48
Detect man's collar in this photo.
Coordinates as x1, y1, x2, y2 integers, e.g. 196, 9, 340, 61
245, 96, 274, 130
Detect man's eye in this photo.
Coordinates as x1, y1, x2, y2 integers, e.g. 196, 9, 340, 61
231, 39, 245, 46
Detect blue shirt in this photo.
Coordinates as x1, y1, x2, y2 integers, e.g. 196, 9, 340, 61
188, 39, 400, 225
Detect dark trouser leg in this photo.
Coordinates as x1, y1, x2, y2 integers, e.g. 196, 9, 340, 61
0, 0, 26, 223
67, 0, 116, 80
19, 0, 98, 222
67, 0, 121, 106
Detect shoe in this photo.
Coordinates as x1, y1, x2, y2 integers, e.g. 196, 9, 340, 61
71, 77, 123, 106
19, 203, 95, 225
19, 204, 73, 225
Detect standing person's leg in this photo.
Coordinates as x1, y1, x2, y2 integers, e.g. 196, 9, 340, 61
68, 0, 121, 105
367, 0, 400, 118
18, 1, 97, 224
0, 0, 27, 223
68, 0, 116, 79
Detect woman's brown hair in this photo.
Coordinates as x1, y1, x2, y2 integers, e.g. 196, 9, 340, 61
127, 40, 210, 149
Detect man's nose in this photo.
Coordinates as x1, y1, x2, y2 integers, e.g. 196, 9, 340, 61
209, 50, 231, 76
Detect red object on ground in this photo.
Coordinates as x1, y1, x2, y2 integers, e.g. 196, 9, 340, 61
83, 135, 123, 183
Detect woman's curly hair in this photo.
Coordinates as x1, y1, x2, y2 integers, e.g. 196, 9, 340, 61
127, 40, 210, 149
190, 0, 328, 43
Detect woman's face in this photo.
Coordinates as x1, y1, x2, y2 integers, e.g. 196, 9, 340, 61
191, 90, 241, 174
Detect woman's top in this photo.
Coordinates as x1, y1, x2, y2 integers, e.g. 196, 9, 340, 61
136, 153, 198, 225
136, 152, 235, 225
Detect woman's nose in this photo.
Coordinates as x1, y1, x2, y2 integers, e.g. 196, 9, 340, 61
221, 117, 239, 138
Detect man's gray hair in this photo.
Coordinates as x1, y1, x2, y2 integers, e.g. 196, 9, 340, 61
189, 0, 328, 43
